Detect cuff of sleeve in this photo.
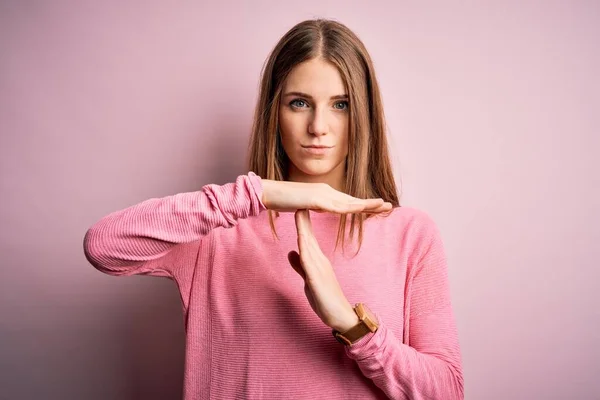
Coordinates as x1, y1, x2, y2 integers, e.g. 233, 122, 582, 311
345, 319, 389, 361
247, 172, 267, 212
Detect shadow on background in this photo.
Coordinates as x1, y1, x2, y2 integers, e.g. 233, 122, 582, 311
119, 277, 186, 400
105, 125, 251, 399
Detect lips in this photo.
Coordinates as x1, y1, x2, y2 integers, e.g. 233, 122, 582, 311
301, 145, 333, 155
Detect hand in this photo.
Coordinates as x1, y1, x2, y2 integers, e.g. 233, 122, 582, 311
287, 210, 360, 333
261, 179, 392, 214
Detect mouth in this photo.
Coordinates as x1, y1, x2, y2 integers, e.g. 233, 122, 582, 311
301, 145, 333, 155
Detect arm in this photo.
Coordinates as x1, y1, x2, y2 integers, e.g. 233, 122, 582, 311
83, 174, 390, 279
83, 173, 265, 277
344, 220, 464, 400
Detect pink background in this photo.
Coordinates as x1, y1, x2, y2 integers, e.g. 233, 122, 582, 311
1, 1, 599, 399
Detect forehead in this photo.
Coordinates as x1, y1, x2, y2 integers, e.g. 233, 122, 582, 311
283, 58, 347, 96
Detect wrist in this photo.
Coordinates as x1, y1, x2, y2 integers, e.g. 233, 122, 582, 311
331, 303, 379, 346
331, 306, 360, 333
260, 179, 274, 209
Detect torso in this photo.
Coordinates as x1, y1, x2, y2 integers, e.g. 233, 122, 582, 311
182, 207, 425, 399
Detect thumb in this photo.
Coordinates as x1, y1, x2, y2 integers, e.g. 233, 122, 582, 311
287, 250, 306, 281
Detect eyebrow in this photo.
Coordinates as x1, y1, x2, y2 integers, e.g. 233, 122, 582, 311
282, 91, 348, 100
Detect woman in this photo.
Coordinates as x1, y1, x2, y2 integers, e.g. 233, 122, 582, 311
84, 19, 464, 400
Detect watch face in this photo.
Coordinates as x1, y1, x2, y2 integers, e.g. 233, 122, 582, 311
357, 304, 379, 332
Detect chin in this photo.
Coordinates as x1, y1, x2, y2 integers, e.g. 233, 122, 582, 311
291, 158, 343, 178
298, 166, 334, 177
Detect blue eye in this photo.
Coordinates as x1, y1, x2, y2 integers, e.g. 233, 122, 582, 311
290, 99, 308, 108
334, 101, 349, 110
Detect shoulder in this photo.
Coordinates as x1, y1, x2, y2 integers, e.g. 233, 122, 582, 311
378, 206, 440, 236
368, 206, 444, 255
387, 205, 435, 223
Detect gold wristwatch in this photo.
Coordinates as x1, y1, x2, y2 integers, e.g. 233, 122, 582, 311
332, 303, 379, 346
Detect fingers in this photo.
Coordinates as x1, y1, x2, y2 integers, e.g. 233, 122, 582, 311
330, 197, 393, 214
294, 209, 313, 255
294, 210, 321, 275
349, 197, 394, 211
294, 209, 313, 238
360, 198, 389, 210
360, 200, 393, 213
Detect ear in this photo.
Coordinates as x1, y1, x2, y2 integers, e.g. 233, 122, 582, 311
287, 250, 306, 281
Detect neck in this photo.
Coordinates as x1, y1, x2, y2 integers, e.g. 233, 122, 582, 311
287, 164, 346, 192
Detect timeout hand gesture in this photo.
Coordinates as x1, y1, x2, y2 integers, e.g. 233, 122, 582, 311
261, 180, 392, 214
287, 210, 359, 333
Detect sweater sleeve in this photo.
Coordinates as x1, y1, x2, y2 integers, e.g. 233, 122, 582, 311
344, 216, 464, 400
83, 172, 266, 279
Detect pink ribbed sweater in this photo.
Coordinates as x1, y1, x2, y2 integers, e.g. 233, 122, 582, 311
83, 173, 463, 400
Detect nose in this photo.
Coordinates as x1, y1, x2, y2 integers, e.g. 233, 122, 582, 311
308, 108, 328, 136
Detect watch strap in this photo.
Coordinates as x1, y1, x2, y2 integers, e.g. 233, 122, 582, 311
333, 321, 373, 346
332, 303, 379, 346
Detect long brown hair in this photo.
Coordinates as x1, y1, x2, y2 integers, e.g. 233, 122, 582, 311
247, 19, 400, 251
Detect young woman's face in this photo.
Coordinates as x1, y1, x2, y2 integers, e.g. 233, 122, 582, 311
278, 58, 349, 190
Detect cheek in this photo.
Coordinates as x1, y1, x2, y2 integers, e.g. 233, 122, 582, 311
334, 119, 349, 152
279, 111, 306, 143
